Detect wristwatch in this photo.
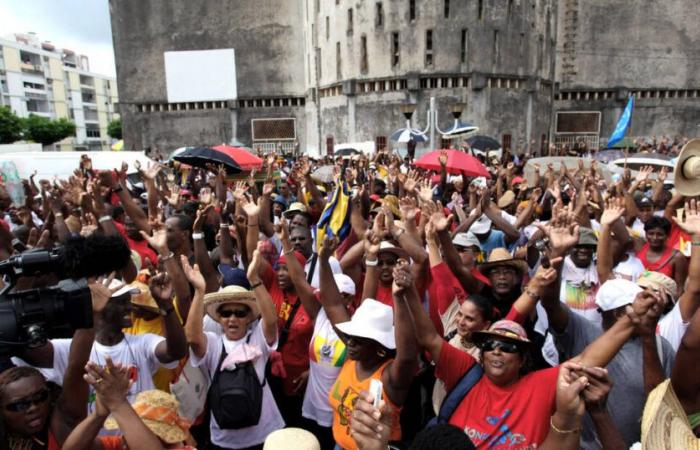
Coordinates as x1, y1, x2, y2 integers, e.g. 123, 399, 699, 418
159, 306, 175, 316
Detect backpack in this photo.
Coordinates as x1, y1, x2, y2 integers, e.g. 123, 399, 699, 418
208, 334, 266, 429
428, 362, 484, 427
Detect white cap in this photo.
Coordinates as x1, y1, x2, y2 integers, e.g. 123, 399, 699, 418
109, 278, 140, 298
449, 174, 464, 185
333, 273, 356, 296
453, 232, 481, 249
469, 214, 492, 234
470, 177, 488, 189
595, 279, 642, 312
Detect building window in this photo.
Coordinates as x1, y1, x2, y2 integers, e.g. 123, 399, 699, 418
347, 8, 353, 34
375, 136, 387, 152
507, 0, 514, 17
538, 34, 544, 73
326, 16, 329, 40
478, 0, 484, 20
391, 32, 400, 67
360, 35, 368, 74
460, 29, 468, 64
444, 0, 450, 18
493, 30, 499, 68
502, 134, 512, 150
376, 2, 384, 27
425, 29, 433, 67
326, 136, 334, 155
336, 42, 342, 79
409, 0, 416, 21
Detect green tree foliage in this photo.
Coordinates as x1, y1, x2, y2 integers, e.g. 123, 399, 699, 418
0, 106, 24, 144
107, 118, 122, 139
23, 114, 76, 146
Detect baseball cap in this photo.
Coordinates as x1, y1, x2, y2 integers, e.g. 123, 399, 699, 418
333, 274, 356, 296
472, 320, 531, 345
577, 227, 598, 247
595, 279, 642, 312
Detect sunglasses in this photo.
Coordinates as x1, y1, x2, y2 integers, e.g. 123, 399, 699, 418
5, 389, 50, 413
480, 340, 521, 354
219, 309, 249, 319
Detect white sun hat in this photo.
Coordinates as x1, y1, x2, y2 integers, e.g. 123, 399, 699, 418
335, 299, 395, 349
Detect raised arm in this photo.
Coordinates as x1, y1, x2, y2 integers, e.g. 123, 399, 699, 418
99, 169, 151, 234
510, 262, 559, 318
247, 245, 278, 345
383, 260, 419, 405
258, 181, 276, 238
361, 230, 381, 301
482, 194, 520, 243
140, 228, 192, 320
673, 199, 700, 319
181, 256, 207, 359
278, 218, 320, 319
596, 197, 626, 282
319, 235, 352, 325
192, 205, 219, 294
149, 272, 188, 363
240, 193, 261, 264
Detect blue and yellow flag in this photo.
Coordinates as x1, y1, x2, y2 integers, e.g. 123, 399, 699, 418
316, 182, 352, 251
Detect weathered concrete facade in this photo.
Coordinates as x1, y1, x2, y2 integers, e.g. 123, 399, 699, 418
554, 0, 700, 144
110, 0, 699, 155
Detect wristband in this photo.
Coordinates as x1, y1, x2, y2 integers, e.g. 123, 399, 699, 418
365, 258, 378, 267
192, 232, 204, 240
98, 216, 112, 223
113, 185, 124, 193
54, 213, 63, 218
393, 228, 405, 239
250, 281, 263, 290
525, 288, 540, 299
159, 306, 175, 317
160, 252, 175, 262
220, 223, 230, 228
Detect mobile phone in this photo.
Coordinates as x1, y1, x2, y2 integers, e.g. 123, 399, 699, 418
369, 378, 383, 408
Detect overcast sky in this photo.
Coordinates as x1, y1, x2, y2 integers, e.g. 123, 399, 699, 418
0, 0, 115, 77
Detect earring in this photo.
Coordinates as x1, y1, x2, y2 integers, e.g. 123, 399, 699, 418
376, 349, 387, 358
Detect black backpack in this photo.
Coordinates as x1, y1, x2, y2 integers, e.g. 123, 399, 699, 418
208, 334, 266, 429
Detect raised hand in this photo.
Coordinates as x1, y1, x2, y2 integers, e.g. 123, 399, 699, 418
402, 169, 419, 193
657, 166, 668, 182
634, 165, 653, 183
140, 162, 162, 181
673, 199, 700, 236
526, 259, 561, 296
232, 181, 248, 202
320, 234, 339, 260
240, 195, 261, 219
536, 204, 579, 257
626, 290, 664, 332
424, 218, 438, 245
149, 272, 174, 306
83, 357, 132, 413
247, 243, 265, 282
88, 272, 120, 315
391, 259, 412, 295
349, 391, 393, 450
198, 187, 213, 205
140, 228, 168, 254
180, 255, 206, 292
600, 196, 625, 227
555, 360, 588, 419
430, 202, 454, 232
398, 197, 418, 223
417, 179, 434, 204
363, 229, 381, 257
276, 216, 291, 244
580, 367, 612, 413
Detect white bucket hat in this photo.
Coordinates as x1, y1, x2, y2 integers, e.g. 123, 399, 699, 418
335, 299, 395, 349
453, 232, 481, 249
469, 214, 492, 235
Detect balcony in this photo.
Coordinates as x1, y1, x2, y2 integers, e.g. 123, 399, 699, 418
86, 125, 101, 139
83, 109, 99, 122
81, 92, 96, 105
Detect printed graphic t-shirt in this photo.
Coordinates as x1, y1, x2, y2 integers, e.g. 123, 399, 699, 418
436, 343, 559, 449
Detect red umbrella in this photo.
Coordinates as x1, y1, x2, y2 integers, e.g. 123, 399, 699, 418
212, 145, 263, 171
414, 149, 490, 178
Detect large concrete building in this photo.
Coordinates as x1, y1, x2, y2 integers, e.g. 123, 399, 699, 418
0, 32, 119, 151
109, 0, 699, 155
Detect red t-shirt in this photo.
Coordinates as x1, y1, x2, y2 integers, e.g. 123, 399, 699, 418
263, 265, 313, 395
436, 344, 559, 449
114, 221, 159, 266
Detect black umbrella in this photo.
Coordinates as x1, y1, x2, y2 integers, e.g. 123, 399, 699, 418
467, 135, 501, 151
334, 148, 361, 156
172, 146, 242, 174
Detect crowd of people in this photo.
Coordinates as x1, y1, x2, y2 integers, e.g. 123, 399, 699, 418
0, 144, 699, 450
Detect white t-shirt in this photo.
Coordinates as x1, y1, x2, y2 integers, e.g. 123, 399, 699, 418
559, 257, 601, 325
302, 309, 346, 427
305, 254, 342, 289
500, 210, 517, 226
189, 322, 284, 448
613, 253, 646, 282
51, 333, 174, 414
657, 302, 689, 352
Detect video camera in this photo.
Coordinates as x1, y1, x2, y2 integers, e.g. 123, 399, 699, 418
0, 234, 132, 349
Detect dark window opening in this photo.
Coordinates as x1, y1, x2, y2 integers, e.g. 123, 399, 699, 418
409, 0, 416, 21
326, 136, 334, 155
502, 134, 512, 150
460, 29, 468, 63
347, 9, 353, 34
360, 35, 368, 74
391, 32, 400, 67
376, 2, 384, 27
375, 136, 387, 152
336, 42, 342, 79
444, 0, 450, 18
425, 29, 433, 67
478, 0, 484, 20
493, 30, 499, 68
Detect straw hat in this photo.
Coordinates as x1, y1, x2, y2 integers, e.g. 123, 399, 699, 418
479, 248, 527, 276
128, 280, 159, 312
104, 390, 190, 444
674, 139, 700, 197
636, 270, 678, 303
203, 285, 259, 320
380, 195, 402, 218
264, 428, 321, 450
641, 379, 700, 449
497, 190, 516, 209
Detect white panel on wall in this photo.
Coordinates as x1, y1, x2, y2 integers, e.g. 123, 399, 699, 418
164, 49, 237, 102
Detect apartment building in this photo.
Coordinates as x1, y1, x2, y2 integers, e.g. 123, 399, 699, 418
0, 32, 118, 151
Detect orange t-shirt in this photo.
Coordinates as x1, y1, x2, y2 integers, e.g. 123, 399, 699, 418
328, 359, 402, 450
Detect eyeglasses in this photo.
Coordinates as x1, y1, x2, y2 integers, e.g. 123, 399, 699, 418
4, 389, 50, 412
480, 340, 521, 354
219, 309, 249, 319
